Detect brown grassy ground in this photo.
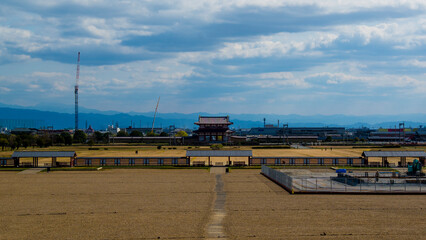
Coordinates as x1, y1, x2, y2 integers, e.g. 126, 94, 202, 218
224, 170, 426, 239
0, 169, 215, 239
1, 169, 425, 239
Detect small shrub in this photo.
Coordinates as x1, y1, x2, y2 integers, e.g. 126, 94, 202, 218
157, 145, 162, 150
210, 144, 223, 150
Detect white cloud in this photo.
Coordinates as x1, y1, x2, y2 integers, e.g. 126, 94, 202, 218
0, 87, 11, 92
32, 72, 71, 78
218, 96, 246, 102
212, 32, 339, 59
306, 72, 426, 92
238, 71, 310, 88
337, 17, 426, 49
405, 59, 426, 68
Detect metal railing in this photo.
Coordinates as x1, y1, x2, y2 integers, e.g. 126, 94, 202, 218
261, 166, 425, 194
292, 176, 425, 194
261, 166, 293, 192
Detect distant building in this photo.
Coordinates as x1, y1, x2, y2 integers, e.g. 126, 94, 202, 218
107, 125, 120, 135
247, 127, 281, 136
416, 127, 426, 141
0, 127, 9, 134
37, 129, 73, 135
194, 116, 233, 143
369, 128, 417, 142
281, 127, 346, 140
346, 127, 372, 140
85, 125, 95, 134
11, 128, 38, 135
243, 126, 345, 141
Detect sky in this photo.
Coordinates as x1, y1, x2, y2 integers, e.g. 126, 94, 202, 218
0, 0, 425, 116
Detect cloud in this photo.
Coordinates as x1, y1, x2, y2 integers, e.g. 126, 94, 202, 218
218, 96, 246, 102
32, 72, 70, 78
1, 0, 426, 115
405, 59, 426, 68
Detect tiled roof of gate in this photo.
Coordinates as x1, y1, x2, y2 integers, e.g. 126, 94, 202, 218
195, 116, 232, 125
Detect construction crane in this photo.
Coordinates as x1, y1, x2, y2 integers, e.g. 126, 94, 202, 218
151, 96, 160, 134
75, 52, 80, 131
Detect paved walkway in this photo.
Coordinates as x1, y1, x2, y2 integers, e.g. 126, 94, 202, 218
210, 166, 227, 174
206, 169, 227, 239
17, 168, 44, 174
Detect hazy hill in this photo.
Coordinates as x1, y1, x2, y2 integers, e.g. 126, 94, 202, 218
0, 106, 425, 130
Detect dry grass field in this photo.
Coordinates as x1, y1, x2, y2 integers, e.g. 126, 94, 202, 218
224, 170, 426, 239
0, 169, 215, 239
1, 169, 425, 239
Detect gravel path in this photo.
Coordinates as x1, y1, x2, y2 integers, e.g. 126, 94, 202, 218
206, 174, 227, 239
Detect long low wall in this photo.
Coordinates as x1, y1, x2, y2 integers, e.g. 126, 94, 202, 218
0, 156, 377, 168
75, 157, 189, 167
251, 157, 364, 166
0, 158, 14, 167
74, 156, 366, 167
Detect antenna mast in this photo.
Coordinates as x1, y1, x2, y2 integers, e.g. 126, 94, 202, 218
151, 96, 160, 133
75, 52, 80, 131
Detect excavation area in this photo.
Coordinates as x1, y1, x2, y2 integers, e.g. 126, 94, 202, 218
0, 169, 425, 239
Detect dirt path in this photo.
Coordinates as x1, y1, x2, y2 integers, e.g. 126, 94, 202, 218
206, 173, 227, 239
17, 168, 43, 174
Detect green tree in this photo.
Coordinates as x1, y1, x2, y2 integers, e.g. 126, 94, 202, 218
35, 134, 52, 148
325, 136, 332, 142
102, 132, 110, 144
36, 137, 44, 148
73, 130, 87, 144
159, 132, 168, 136
117, 130, 129, 137
60, 132, 73, 145
210, 144, 223, 150
130, 130, 143, 137
16, 134, 34, 149
94, 131, 104, 143
54, 134, 65, 146
175, 130, 188, 137
8, 134, 17, 150
87, 139, 95, 146
146, 132, 157, 137
0, 138, 8, 151
22, 138, 31, 148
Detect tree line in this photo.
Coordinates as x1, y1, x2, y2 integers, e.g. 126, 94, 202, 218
0, 130, 189, 150
0, 130, 111, 151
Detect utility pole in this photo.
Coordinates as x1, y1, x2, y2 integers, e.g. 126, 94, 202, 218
75, 52, 80, 131
399, 122, 405, 143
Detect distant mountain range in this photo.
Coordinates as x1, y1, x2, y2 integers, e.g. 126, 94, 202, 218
0, 103, 425, 130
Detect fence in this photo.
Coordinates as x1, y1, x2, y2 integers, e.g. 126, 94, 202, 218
261, 165, 426, 194
261, 165, 293, 193
74, 157, 189, 167
252, 157, 364, 167
292, 176, 425, 194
